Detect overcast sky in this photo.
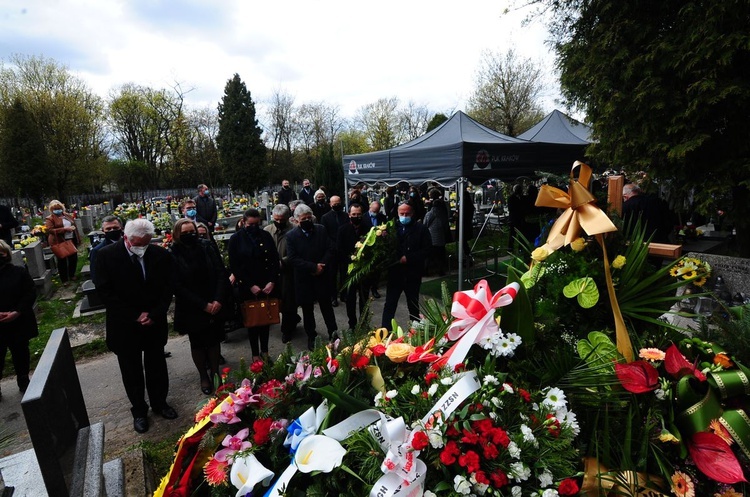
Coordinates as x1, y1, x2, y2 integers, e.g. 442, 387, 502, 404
0, 0, 561, 121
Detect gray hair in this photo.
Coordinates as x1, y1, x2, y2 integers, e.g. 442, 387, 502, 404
124, 218, 155, 238
271, 204, 291, 219
294, 203, 313, 219
289, 199, 305, 213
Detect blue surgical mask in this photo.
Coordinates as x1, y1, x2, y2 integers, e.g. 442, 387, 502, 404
399, 216, 412, 225
204, 190, 210, 196
186, 208, 197, 218
53, 209, 63, 216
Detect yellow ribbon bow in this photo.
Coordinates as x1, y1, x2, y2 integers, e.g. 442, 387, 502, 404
535, 161, 617, 251
535, 161, 633, 362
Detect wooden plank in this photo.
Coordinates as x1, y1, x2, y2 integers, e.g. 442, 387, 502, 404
648, 242, 682, 259
608, 175, 625, 216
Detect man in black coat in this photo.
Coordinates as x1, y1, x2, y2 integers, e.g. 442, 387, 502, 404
88, 215, 123, 284
277, 179, 297, 206
193, 184, 218, 232
0, 204, 19, 245
337, 203, 371, 329
93, 218, 177, 434
286, 204, 338, 350
381, 203, 432, 328
320, 195, 349, 306
298, 179, 315, 207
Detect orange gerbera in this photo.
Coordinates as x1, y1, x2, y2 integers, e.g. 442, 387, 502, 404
638, 347, 666, 361
714, 489, 743, 497
708, 419, 734, 445
671, 470, 695, 497
204, 456, 228, 486
713, 352, 732, 368
194, 398, 218, 423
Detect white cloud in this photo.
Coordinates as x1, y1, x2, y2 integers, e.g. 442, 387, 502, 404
0, 0, 562, 119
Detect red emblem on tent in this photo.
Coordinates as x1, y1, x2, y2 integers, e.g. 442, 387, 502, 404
475, 150, 490, 169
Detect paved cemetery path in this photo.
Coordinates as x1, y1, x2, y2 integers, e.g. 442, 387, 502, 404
0, 283, 414, 492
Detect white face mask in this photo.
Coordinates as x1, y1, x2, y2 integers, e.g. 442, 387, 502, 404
130, 245, 147, 258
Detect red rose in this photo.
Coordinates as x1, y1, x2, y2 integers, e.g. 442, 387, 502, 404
518, 388, 531, 402
351, 353, 369, 369
372, 344, 386, 356
411, 430, 429, 451
250, 360, 264, 373
558, 478, 580, 496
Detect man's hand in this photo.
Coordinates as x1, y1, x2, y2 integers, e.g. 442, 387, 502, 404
0, 311, 19, 323
251, 285, 262, 295
137, 312, 153, 326
314, 263, 325, 276
262, 282, 275, 294
400, 255, 407, 264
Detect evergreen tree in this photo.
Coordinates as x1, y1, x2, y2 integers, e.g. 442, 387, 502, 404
0, 97, 51, 203
539, 0, 750, 255
216, 74, 267, 193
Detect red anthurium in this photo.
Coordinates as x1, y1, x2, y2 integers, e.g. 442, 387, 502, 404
664, 344, 707, 381
688, 431, 747, 484
614, 360, 659, 393
407, 338, 441, 364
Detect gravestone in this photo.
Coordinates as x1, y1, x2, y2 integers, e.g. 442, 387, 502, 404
685, 252, 750, 299
0, 328, 123, 496
79, 280, 105, 313
21, 240, 46, 279
11, 249, 24, 267
80, 213, 93, 234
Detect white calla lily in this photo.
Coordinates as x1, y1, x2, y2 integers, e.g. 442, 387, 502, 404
230, 453, 274, 497
294, 435, 346, 473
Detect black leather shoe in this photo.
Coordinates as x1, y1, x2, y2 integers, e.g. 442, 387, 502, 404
156, 405, 178, 420
134, 417, 149, 433
281, 333, 292, 344
371, 289, 381, 299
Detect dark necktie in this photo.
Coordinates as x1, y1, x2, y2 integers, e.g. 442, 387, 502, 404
131, 254, 145, 279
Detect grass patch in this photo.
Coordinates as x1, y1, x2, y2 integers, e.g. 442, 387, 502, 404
140, 434, 182, 481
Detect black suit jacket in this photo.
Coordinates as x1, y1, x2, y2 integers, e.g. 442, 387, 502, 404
286, 224, 334, 305
93, 240, 174, 353
299, 187, 315, 206
193, 195, 218, 227
0, 205, 18, 245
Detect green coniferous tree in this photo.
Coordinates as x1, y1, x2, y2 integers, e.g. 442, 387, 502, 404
216, 74, 267, 193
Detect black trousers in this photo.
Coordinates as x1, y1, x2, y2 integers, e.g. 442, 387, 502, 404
0, 338, 30, 389
301, 298, 338, 338
381, 270, 422, 328
115, 344, 169, 418
57, 252, 78, 282
345, 283, 369, 329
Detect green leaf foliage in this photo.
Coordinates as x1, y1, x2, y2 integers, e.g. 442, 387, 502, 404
563, 276, 600, 308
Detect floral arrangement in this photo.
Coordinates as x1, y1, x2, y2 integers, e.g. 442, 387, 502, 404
344, 219, 398, 290
113, 203, 142, 221
155, 280, 583, 497
160, 233, 173, 249
676, 222, 704, 240
571, 332, 750, 496
669, 256, 712, 287
30, 224, 47, 236
151, 212, 174, 234
18, 235, 40, 247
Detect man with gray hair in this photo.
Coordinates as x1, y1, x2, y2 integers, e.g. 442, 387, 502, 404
94, 218, 177, 433
264, 203, 300, 342
285, 204, 338, 349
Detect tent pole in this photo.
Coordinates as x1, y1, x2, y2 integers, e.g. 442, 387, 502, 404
457, 178, 465, 291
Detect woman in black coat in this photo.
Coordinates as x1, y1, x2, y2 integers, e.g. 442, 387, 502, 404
171, 219, 228, 395
228, 208, 281, 363
0, 240, 38, 399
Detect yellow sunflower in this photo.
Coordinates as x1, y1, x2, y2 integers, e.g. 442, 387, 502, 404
681, 269, 697, 280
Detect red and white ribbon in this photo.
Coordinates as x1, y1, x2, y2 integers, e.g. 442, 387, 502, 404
438, 280, 520, 368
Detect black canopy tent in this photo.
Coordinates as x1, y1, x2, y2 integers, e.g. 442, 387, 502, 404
516, 109, 593, 145
342, 111, 591, 288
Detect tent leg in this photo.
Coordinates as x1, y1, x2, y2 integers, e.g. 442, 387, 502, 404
457, 179, 465, 291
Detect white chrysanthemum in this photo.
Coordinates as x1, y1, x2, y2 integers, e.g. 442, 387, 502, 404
655, 388, 666, 400
491, 397, 502, 408
507, 441, 521, 459
411, 384, 421, 395
505, 332, 522, 347
539, 469, 554, 488
509, 462, 530, 482
424, 492, 437, 497
428, 383, 439, 396
427, 429, 444, 449
440, 377, 454, 386
556, 408, 580, 436
542, 490, 559, 497
374, 391, 384, 406
479, 334, 496, 350
511, 486, 522, 497
542, 387, 567, 410
502, 383, 514, 394
520, 424, 536, 443
483, 375, 499, 386
386, 390, 398, 400
454, 475, 472, 495
494, 337, 515, 357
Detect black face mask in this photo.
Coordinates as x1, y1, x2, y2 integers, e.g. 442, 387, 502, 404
332, 204, 343, 212
181, 232, 198, 245
246, 224, 260, 235
300, 219, 314, 231
104, 229, 122, 242
350, 216, 362, 225
274, 221, 287, 230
